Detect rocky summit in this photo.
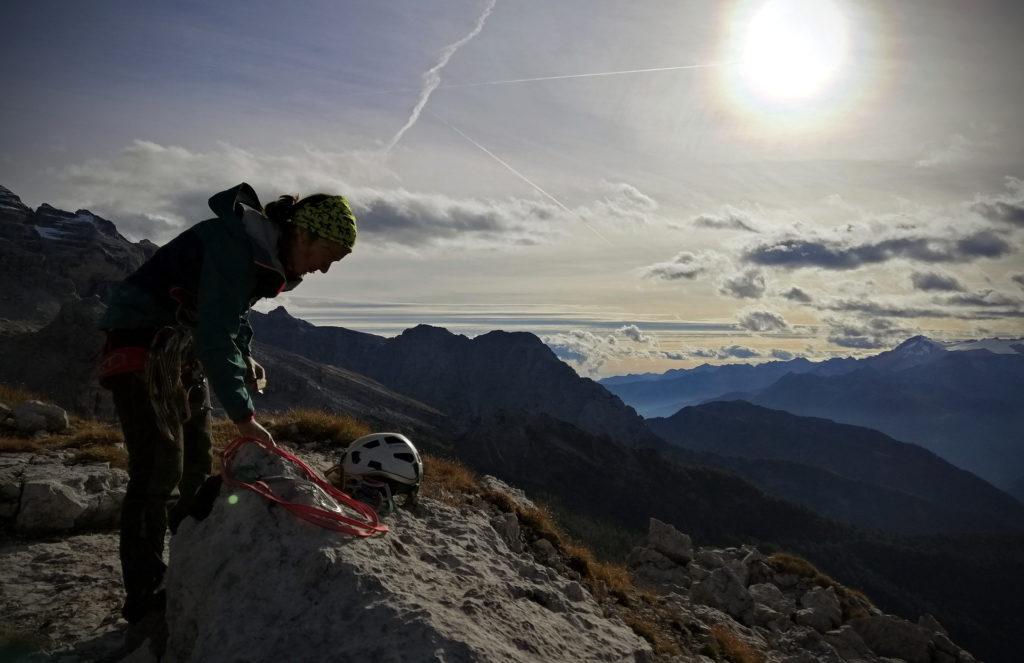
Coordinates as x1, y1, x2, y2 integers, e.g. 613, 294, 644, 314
0, 185, 155, 331
112, 443, 977, 663
161, 482, 649, 662
0, 406, 990, 662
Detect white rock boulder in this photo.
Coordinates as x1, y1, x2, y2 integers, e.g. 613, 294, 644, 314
11, 456, 127, 532
163, 484, 652, 662
13, 400, 69, 433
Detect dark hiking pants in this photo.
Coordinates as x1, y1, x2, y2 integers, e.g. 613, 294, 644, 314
106, 369, 212, 620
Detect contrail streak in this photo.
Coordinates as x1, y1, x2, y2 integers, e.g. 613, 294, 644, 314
385, 0, 497, 153
427, 110, 612, 246
439, 62, 728, 90
354, 62, 730, 98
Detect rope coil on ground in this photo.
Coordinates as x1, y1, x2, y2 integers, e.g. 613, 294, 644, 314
221, 436, 388, 537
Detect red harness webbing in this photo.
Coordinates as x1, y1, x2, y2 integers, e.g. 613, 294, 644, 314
221, 437, 388, 537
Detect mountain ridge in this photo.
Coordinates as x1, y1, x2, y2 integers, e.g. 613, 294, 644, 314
647, 400, 1024, 533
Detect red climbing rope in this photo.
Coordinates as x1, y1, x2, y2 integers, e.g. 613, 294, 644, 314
221, 436, 388, 537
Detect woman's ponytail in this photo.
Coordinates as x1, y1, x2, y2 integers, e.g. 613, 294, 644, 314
264, 194, 299, 224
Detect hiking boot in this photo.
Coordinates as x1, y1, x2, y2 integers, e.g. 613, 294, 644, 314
121, 586, 166, 625
121, 589, 168, 655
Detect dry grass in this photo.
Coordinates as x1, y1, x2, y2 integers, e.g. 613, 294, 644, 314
622, 614, 682, 657
563, 542, 633, 601
767, 552, 874, 620
497, 497, 563, 547
0, 384, 42, 408
69, 445, 129, 470
708, 624, 765, 663
0, 437, 44, 453
420, 455, 480, 499
61, 419, 122, 449
0, 384, 49, 453
267, 408, 371, 446
766, 552, 824, 580
0, 418, 124, 460
208, 419, 242, 473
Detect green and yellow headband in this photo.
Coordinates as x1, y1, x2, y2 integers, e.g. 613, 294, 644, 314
291, 196, 358, 249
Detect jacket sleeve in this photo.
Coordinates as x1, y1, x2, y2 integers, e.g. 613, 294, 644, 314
195, 243, 257, 423
235, 310, 254, 358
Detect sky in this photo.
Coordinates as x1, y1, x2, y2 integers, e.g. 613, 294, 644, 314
2, 0, 1023, 376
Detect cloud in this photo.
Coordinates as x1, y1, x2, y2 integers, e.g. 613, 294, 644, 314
818, 298, 951, 319
910, 271, 965, 292
639, 250, 720, 281
355, 190, 559, 247
771, 349, 795, 360
1013, 274, 1024, 290
683, 345, 765, 360
720, 269, 766, 299
49, 139, 574, 249
617, 324, 650, 343
581, 183, 658, 227
914, 128, 995, 168
781, 287, 813, 303
743, 230, 1013, 270
817, 293, 1024, 322
936, 289, 1021, 308
970, 176, 1024, 228
719, 345, 761, 358
737, 310, 789, 332
693, 207, 759, 233
542, 325, 679, 376
824, 316, 912, 350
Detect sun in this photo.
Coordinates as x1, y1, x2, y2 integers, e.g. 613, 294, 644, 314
738, 0, 849, 103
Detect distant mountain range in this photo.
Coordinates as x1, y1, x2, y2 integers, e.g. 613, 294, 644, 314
648, 400, 1024, 534
601, 355, 859, 417
249, 307, 663, 449
604, 336, 1024, 499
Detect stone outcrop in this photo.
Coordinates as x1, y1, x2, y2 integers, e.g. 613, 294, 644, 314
12, 400, 70, 433
161, 457, 652, 663
0, 451, 127, 533
625, 519, 979, 663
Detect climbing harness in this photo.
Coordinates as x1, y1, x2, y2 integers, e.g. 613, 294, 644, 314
221, 436, 388, 537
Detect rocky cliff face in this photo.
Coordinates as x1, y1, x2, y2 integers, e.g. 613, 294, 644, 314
251, 308, 663, 449
249, 340, 451, 451
0, 185, 155, 332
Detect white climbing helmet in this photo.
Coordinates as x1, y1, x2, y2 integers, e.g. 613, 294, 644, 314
342, 432, 423, 487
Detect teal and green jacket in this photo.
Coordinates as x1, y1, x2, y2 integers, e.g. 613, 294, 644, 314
98, 183, 301, 422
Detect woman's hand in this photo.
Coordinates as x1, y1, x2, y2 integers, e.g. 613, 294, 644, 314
236, 418, 276, 447
245, 357, 268, 393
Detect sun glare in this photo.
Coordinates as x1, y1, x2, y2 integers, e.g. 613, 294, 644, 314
738, 0, 849, 103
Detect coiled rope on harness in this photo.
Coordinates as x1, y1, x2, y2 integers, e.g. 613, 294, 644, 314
146, 325, 199, 443
221, 436, 388, 537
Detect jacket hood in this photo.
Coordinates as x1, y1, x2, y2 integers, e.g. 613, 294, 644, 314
208, 182, 263, 220
240, 204, 303, 293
